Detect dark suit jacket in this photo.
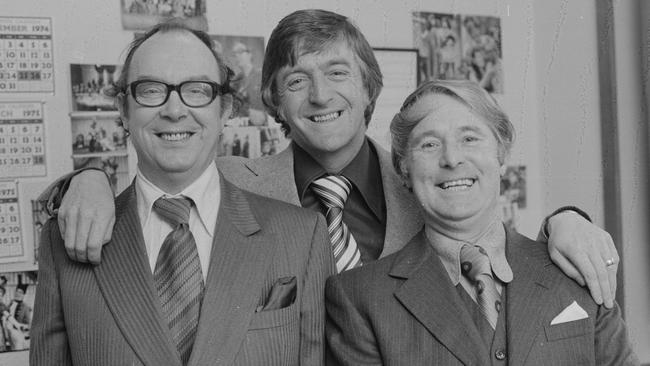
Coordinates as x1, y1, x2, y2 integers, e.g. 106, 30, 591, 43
325, 229, 639, 366
31, 176, 335, 366
217, 139, 423, 259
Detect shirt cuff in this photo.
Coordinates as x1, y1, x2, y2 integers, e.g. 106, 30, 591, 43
541, 206, 592, 240
37, 167, 108, 217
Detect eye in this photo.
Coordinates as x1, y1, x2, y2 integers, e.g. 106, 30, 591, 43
416, 139, 441, 152
462, 134, 481, 144
286, 76, 309, 91
329, 69, 350, 80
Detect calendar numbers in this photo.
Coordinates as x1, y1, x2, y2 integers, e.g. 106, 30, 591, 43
0, 17, 54, 92
0, 102, 46, 178
0, 181, 23, 259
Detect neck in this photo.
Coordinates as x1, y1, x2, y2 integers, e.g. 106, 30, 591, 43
424, 212, 501, 243
139, 162, 212, 195
299, 133, 366, 174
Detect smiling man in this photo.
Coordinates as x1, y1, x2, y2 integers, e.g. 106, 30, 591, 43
30, 21, 333, 366
325, 80, 638, 365
44, 9, 617, 305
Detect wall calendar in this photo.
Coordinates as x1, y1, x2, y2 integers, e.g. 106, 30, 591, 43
0, 17, 54, 93
0, 102, 46, 178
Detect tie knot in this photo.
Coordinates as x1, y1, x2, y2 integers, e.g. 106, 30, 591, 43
311, 175, 352, 209
460, 244, 492, 281
153, 196, 192, 227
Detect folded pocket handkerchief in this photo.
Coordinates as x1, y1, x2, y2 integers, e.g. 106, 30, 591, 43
550, 300, 588, 325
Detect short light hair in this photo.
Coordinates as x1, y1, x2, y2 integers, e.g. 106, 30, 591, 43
391, 80, 514, 178
106, 18, 237, 127
261, 9, 383, 134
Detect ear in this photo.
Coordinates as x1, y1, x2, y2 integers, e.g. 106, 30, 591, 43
399, 159, 411, 188
116, 93, 129, 131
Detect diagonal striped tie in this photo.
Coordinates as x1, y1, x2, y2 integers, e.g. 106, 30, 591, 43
460, 244, 500, 330
153, 197, 204, 365
311, 175, 362, 273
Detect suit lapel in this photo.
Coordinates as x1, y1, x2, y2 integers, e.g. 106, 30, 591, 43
392, 231, 488, 365
506, 230, 561, 366
93, 185, 182, 366
188, 177, 274, 366
239, 147, 300, 205
373, 140, 423, 258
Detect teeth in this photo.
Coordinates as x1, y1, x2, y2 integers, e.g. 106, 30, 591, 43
159, 132, 192, 141
440, 179, 474, 189
310, 112, 340, 122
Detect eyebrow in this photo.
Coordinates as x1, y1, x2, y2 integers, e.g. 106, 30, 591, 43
133, 74, 219, 83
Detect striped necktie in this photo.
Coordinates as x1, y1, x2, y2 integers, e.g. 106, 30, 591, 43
460, 244, 501, 330
153, 197, 204, 365
311, 175, 362, 273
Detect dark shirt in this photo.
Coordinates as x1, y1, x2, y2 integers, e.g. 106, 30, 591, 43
293, 139, 387, 262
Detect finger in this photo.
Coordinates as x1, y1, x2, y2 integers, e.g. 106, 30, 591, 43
549, 251, 585, 286
605, 262, 618, 308
61, 208, 79, 262
588, 247, 613, 307
572, 253, 603, 305
73, 215, 92, 264
605, 237, 620, 302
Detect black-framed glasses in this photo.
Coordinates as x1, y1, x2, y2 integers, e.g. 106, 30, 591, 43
126, 79, 229, 108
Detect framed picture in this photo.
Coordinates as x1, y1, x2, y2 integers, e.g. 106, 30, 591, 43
70, 113, 127, 156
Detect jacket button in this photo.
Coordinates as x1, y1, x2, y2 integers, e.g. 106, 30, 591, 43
495, 349, 506, 361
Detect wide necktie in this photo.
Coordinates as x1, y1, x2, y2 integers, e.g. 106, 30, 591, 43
311, 175, 362, 273
153, 197, 204, 365
460, 244, 501, 330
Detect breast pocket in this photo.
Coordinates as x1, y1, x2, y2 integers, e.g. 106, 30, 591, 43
248, 302, 299, 330
544, 317, 592, 342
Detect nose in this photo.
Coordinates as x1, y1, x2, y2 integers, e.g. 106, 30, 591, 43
439, 142, 464, 168
159, 90, 188, 121
308, 75, 334, 105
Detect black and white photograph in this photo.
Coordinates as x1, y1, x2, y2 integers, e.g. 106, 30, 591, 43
212, 35, 267, 127
70, 115, 127, 156
412, 12, 503, 93
0, 271, 37, 353
70, 64, 122, 112
121, 0, 207, 31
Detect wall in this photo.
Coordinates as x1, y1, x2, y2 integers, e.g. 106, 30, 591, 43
1, 0, 647, 364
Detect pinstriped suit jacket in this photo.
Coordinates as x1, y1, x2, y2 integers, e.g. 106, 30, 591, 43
31, 175, 335, 366
325, 228, 639, 366
217, 138, 423, 259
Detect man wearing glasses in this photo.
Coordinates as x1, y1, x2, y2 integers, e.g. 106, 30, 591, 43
30, 21, 333, 366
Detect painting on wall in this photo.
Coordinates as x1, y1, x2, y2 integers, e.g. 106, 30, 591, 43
0, 271, 37, 353
121, 0, 207, 31
413, 12, 503, 93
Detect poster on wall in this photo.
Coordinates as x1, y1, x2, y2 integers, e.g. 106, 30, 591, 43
70, 64, 122, 112
121, 0, 208, 31
412, 12, 503, 93
0, 102, 46, 178
499, 165, 526, 230
0, 181, 24, 263
0, 17, 54, 93
0, 270, 37, 353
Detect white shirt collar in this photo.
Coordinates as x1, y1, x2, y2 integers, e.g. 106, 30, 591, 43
135, 162, 220, 237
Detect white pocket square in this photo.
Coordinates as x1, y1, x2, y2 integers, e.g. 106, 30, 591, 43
550, 301, 589, 325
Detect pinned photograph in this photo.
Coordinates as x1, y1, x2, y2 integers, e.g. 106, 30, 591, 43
121, 0, 208, 31
70, 115, 127, 156
70, 64, 122, 111
0, 271, 37, 353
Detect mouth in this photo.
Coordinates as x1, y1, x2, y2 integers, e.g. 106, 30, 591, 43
437, 178, 476, 191
155, 131, 195, 142
308, 111, 342, 123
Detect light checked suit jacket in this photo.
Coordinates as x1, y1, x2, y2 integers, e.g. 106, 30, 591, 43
325, 228, 639, 366
217, 138, 423, 259
31, 175, 335, 366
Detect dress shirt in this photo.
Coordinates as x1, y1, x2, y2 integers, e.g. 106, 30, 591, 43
135, 162, 220, 281
425, 220, 513, 302
294, 139, 387, 262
